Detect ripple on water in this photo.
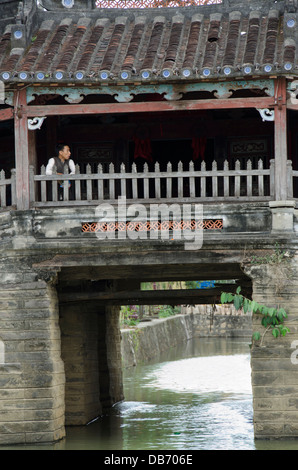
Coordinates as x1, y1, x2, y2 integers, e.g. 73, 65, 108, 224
116, 401, 157, 415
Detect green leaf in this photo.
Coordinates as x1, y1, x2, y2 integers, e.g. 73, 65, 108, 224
234, 295, 243, 310
250, 300, 257, 313
277, 310, 284, 322
272, 328, 279, 338
243, 297, 249, 314
268, 307, 276, 317
278, 308, 287, 318
252, 331, 261, 341
220, 289, 289, 340
280, 327, 290, 336
260, 305, 269, 315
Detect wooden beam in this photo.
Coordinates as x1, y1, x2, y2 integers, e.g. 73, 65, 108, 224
0, 107, 13, 121
58, 284, 251, 305
25, 97, 275, 117
14, 89, 30, 210
274, 77, 288, 201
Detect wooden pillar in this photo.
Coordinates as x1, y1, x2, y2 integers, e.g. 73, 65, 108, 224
14, 88, 30, 210
274, 77, 288, 201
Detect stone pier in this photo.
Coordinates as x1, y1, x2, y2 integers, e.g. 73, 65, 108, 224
60, 302, 123, 426
0, 253, 124, 444
0, 265, 65, 445
246, 255, 298, 439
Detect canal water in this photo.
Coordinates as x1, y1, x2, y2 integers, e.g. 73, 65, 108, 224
4, 336, 298, 451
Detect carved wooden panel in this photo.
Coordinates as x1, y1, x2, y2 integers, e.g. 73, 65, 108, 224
74, 143, 113, 172
95, 0, 222, 7
228, 138, 270, 169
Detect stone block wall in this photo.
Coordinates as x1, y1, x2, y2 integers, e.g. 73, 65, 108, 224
103, 306, 124, 407
0, 263, 65, 445
183, 304, 253, 338
121, 313, 194, 368
121, 309, 252, 368
246, 257, 298, 439
60, 303, 124, 425
59, 302, 102, 426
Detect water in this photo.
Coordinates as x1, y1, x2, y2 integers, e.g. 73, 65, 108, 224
114, 337, 254, 451
3, 337, 298, 451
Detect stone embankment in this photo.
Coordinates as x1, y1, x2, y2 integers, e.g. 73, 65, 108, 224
121, 305, 252, 368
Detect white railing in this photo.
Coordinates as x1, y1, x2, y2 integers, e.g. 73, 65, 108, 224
30, 158, 276, 206
1, 158, 297, 209
0, 169, 16, 209
291, 168, 298, 199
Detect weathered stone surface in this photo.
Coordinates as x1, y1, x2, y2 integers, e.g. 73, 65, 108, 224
245, 256, 298, 439
121, 310, 252, 368
0, 206, 297, 444
0, 265, 66, 445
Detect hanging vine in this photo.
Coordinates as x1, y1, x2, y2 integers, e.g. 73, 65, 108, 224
220, 286, 290, 343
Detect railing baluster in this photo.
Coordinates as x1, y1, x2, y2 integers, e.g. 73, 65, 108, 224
132, 163, 138, 200
63, 165, 69, 201
166, 162, 172, 198
258, 159, 264, 197
154, 162, 160, 199
52, 179, 58, 202
109, 163, 115, 200
270, 159, 275, 198
178, 161, 183, 198
75, 164, 81, 201
85, 164, 92, 200
120, 163, 126, 198
212, 160, 217, 198
287, 159, 293, 198
189, 161, 195, 198
223, 160, 229, 197
11, 169, 16, 206
29, 165, 35, 205
40, 165, 47, 202
293, 168, 298, 199
0, 170, 6, 207
235, 160, 240, 197
201, 161, 206, 197
247, 159, 252, 197
52, 164, 59, 202
143, 163, 149, 199
97, 163, 103, 200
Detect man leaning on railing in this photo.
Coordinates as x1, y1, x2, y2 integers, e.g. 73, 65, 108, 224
45, 143, 75, 200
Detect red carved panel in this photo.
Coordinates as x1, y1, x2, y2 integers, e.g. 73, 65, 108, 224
82, 219, 223, 232
95, 0, 222, 8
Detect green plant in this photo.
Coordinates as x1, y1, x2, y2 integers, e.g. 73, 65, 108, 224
158, 305, 181, 318
249, 242, 291, 266
120, 305, 139, 328
220, 286, 290, 343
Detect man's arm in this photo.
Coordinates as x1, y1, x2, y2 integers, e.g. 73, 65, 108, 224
69, 159, 76, 175
45, 158, 55, 175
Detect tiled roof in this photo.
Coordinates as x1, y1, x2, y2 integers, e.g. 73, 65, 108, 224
0, 2, 297, 84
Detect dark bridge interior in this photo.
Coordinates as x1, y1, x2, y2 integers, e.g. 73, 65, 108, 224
57, 262, 252, 306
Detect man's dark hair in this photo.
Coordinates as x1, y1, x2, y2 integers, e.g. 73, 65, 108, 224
55, 143, 69, 157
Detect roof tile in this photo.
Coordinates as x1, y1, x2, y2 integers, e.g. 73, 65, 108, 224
0, 4, 297, 82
